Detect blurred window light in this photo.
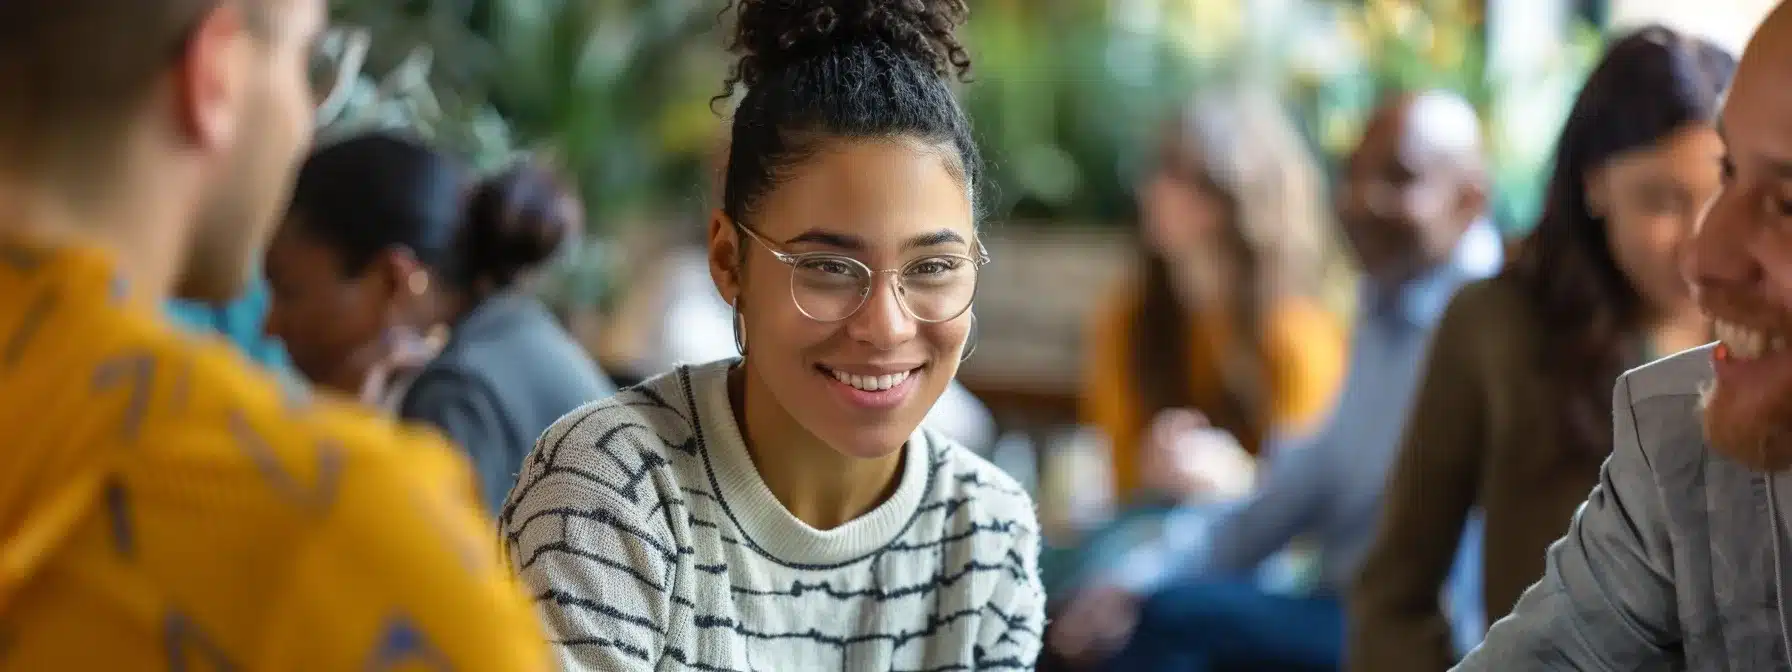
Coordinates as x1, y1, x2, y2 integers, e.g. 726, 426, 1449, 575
1607, 0, 1777, 54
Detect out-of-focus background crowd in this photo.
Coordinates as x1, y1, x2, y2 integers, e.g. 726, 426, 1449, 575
168, 0, 1778, 669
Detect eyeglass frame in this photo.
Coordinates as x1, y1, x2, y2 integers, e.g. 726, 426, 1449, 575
733, 223, 991, 324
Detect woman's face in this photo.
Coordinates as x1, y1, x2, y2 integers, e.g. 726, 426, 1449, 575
711, 138, 977, 459
263, 222, 406, 394
1595, 124, 1724, 315
1140, 146, 1229, 264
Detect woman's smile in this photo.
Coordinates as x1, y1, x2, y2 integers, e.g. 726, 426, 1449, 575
816, 363, 926, 410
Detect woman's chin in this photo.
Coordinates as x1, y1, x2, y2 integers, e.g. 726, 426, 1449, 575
819, 425, 916, 461
801, 365, 944, 459
311, 366, 362, 397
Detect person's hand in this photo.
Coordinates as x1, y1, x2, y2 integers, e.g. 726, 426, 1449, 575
1181, 425, 1255, 501
1140, 408, 1256, 502
1141, 409, 1214, 499
357, 325, 446, 407
1049, 583, 1141, 665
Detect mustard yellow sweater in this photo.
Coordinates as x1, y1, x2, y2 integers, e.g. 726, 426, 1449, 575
0, 238, 547, 670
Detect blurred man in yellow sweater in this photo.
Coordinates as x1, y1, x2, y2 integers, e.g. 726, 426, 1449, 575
0, 1, 548, 669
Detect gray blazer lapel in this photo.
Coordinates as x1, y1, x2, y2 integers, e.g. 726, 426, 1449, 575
1704, 451, 1782, 669
1648, 396, 1722, 664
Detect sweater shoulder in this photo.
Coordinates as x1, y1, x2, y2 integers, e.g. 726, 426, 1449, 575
536, 371, 700, 462
500, 369, 700, 534
923, 431, 1039, 535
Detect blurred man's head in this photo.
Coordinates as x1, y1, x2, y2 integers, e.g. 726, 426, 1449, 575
1689, 3, 1792, 471
0, 0, 323, 302
1337, 90, 1489, 288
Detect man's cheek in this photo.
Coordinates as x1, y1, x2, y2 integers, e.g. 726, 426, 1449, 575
1761, 259, 1792, 306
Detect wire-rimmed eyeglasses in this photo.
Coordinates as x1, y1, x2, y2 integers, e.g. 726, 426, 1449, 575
736, 224, 989, 323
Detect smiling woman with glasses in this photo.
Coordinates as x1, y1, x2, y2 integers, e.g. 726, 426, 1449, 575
496, 1, 1045, 671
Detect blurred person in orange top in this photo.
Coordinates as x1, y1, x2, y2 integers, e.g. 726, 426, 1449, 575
1081, 88, 1351, 506
0, 1, 548, 670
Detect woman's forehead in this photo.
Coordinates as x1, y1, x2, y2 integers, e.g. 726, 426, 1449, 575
750, 138, 975, 246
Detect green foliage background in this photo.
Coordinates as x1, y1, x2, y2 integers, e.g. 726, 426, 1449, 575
318, 0, 1605, 305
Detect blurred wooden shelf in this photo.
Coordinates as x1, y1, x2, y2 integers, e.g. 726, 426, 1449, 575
956, 374, 1081, 427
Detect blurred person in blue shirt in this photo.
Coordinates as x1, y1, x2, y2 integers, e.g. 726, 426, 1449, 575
1050, 90, 1502, 672
168, 275, 292, 371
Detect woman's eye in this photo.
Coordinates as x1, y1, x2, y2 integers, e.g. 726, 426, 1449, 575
798, 258, 858, 276
908, 258, 962, 276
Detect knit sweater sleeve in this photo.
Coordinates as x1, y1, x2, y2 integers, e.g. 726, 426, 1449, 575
500, 409, 680, 672
974, 515, 1046, 669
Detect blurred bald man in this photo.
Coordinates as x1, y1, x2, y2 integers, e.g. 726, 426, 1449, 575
0, 1, 547, 669
1341, 91, 1503, 288
1458, 5, 1792, 669
1049, 90, 1501, 671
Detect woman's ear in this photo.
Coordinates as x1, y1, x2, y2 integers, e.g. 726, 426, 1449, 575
371, 246, 429, 322
708, 209, 743, 307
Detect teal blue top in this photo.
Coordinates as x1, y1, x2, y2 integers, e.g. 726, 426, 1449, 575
166, 276, 292, 372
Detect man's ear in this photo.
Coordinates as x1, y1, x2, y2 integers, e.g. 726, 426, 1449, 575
174, 3, 251, 150
708, 210, 743, 307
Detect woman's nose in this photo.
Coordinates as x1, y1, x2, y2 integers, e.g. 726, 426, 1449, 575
845, 276, 917, 350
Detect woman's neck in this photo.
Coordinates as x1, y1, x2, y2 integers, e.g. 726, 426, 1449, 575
1166, 250, 1235, 311
433, 288, 478, 328
729, 362, 906, 530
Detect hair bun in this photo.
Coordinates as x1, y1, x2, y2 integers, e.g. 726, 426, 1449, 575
724, 0, 971, 94
457, 159, 582, 291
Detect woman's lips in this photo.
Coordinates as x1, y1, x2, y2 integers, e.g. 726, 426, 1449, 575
817, 364, 923, 410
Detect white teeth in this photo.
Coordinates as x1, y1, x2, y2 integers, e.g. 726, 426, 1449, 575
831, 368, 911, 391
1716, 320, 1783, 360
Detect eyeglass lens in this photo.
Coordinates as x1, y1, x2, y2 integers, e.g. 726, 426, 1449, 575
788, 254, 978, 322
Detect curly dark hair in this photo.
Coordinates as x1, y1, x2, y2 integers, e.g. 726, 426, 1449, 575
1505, 25, 1733, 461
714, 0, 983, 228
720, 0, 971, 96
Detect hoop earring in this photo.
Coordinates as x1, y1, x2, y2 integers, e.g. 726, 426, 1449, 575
732, 307, 747, 358
959, 315, 978, 363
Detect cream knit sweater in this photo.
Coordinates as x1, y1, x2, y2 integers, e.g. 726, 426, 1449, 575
500, 360, 1045, 671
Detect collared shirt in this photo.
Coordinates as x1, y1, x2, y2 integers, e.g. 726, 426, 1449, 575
1112, 220, 1502, 620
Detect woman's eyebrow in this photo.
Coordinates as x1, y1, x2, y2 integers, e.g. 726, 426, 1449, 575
783, 228, 965, 251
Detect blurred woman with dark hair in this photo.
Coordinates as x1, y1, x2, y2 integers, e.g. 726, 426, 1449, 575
264, 131, 616, 513
1082, 88, 1351, 504
1347, 26, 1734, 671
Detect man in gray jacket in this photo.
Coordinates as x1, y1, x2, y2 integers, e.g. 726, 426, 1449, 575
1458, 5, 1792, 669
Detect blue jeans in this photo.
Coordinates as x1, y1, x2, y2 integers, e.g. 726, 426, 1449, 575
1104, 580, 1343, 672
